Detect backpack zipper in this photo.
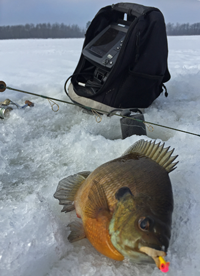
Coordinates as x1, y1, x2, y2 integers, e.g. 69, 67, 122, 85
135, 31, 141, 63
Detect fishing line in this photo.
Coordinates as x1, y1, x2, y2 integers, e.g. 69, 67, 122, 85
1, 81, 200, 138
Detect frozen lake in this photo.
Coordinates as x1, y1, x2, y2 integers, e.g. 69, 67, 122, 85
0, 36, 200, 276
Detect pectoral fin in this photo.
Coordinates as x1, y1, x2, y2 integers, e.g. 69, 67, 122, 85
68, 221, 86, 242
84, 182, 109, 219
54, 171, 91, 213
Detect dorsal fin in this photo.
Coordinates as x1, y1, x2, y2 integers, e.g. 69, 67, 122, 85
84, 182, 109, 219
122, 139, 178, 173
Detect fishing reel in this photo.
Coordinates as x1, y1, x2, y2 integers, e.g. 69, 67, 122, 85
0, 81, 34, 119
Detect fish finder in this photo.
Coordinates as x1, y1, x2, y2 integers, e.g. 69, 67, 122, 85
74, 23, 129, 95
82, 24, 128, 70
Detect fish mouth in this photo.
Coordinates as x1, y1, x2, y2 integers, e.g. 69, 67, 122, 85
138, 241, 166, 252
137, 229, 169, 254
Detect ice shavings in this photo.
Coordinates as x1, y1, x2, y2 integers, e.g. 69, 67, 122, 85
0, 36, 200, 276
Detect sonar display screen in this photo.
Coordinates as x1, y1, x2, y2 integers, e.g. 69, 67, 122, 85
89, 27, 125, 57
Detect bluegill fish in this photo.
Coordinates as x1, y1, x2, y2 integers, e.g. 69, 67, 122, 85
54, 140, 178, 271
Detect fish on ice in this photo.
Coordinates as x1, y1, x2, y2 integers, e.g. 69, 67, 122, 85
54, 139, 178, 272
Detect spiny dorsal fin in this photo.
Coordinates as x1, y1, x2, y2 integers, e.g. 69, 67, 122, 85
122, 139, 178, 173
84, 181, 109, 219
54, 171, 91, 212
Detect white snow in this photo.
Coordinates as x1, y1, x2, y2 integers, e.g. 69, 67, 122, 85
0, 36, 200, 276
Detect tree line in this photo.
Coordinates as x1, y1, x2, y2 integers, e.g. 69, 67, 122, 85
166, 22, 200, 36
0, 22, 200, 39
0, 23, 85, 39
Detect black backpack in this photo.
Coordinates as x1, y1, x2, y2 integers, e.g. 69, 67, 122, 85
65, 2, 170, 113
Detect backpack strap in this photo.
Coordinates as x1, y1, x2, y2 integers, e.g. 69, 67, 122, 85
162, 84, 168, 97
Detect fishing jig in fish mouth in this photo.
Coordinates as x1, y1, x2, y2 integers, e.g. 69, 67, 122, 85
54, 139, 178, 273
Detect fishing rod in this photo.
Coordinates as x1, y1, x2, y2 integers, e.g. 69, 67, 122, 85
0, 80, 200, 138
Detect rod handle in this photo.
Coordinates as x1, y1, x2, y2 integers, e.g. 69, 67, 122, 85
25, 100, 34, 107
0, 81, 6, 92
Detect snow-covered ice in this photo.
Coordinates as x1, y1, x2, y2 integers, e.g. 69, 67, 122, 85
0, 36, 200, 276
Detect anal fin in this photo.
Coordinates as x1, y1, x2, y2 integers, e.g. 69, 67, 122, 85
61, 203, 75, 213
68, 221, 86, 243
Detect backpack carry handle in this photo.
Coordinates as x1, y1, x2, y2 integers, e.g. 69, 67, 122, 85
112, 3, 149, 17
112, 3, 158, 19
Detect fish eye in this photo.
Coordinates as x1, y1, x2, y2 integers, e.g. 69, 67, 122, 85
138, 217, 151, 231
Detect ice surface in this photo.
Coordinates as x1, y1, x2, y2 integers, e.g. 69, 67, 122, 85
0, 37, 200, 276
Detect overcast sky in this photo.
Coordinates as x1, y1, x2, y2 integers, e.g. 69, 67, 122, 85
0, 0, 200, 27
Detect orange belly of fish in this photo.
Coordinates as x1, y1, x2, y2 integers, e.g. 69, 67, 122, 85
84, 215, 124, 261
